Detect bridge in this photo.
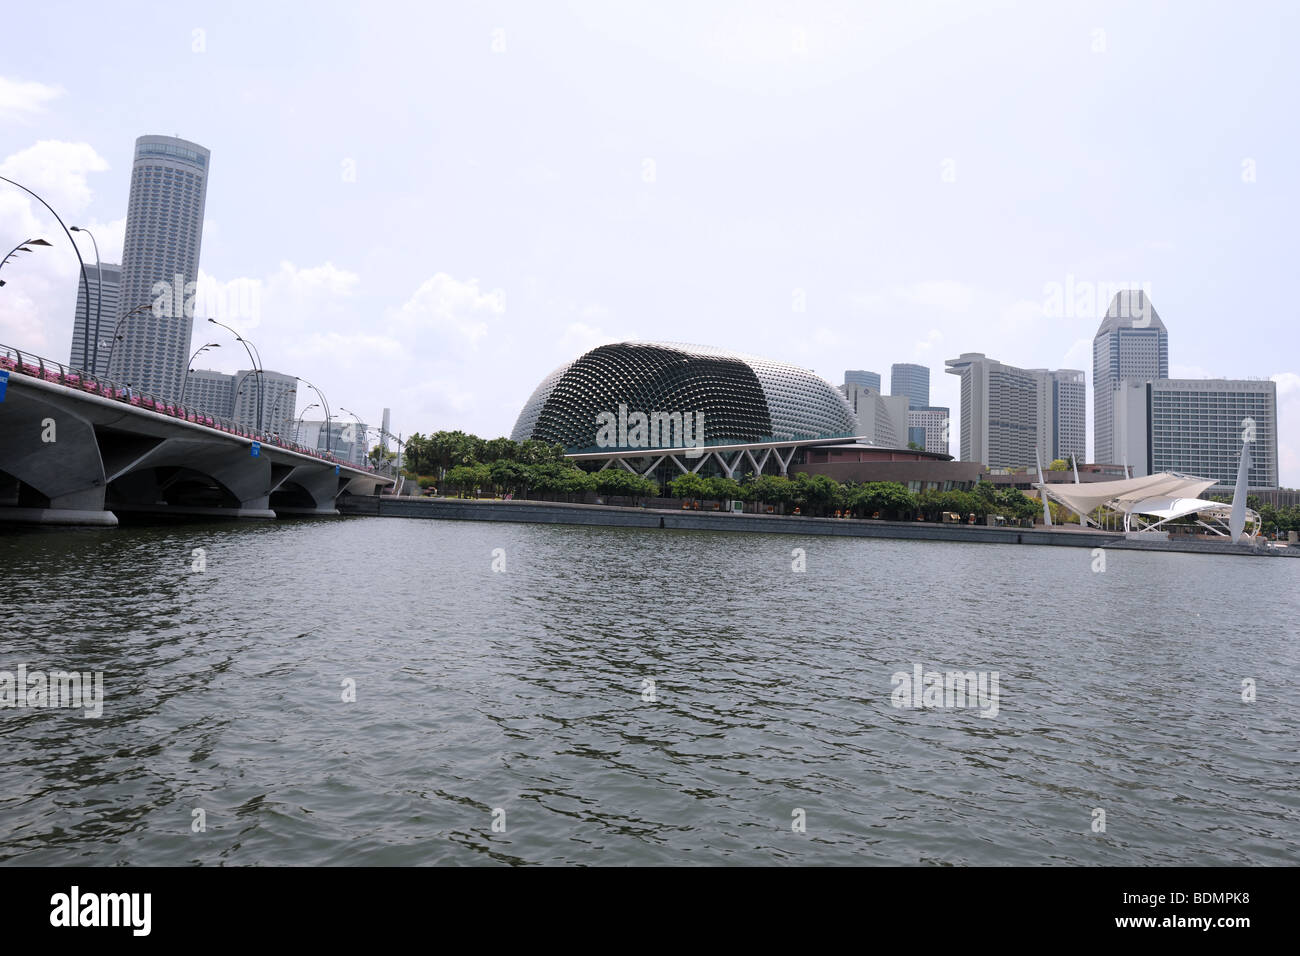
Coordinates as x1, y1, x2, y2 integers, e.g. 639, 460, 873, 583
0, 345, 393, 526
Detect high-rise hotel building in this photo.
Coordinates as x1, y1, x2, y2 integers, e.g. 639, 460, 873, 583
1113, 378, 1278, 490
1093, 290, 1168, 466
107, 135, 210, 401
945, 353, 1085, 468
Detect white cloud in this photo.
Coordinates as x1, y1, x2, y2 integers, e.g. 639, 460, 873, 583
0, 141, 108, 217
1271, 371, 1300, 397
0, 77, 63, 122
391, 273, 505, 348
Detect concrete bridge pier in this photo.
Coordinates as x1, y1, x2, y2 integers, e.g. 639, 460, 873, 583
106, 438, 278, 519
271, 464, 345, 516
0, 390, 117, 525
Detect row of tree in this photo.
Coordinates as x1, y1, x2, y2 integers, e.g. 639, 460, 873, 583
403, 431, 566, 477
662, 473, 1042, 521
403, 430, 1054, 520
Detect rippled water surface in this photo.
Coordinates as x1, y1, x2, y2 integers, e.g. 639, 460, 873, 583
1, 516, 1297, 865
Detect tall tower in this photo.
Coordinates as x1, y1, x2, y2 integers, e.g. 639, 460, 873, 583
70, 261, 121, 377
107, 135, 210, 400
890, 363, 930, 409
1093, 291, 1167, 466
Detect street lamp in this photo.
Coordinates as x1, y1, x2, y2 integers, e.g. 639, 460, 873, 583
339, 407, 365, 465
296, 377, 332, 454
294, 402, 320, 447
69, 227, 104, 372
0, 176, 92, 371
207, 317, 263, 433
104, 304, 156, 378
265, 390, 294, 438
179, 342, 219, 406
0, 237, 53, 286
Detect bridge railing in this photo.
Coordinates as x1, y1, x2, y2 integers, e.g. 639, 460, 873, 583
1, 343, 382, 473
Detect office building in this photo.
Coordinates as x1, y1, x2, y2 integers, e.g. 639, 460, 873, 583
107, 135, 211, 401
1031, 368, 1086, 465
1093, 290, 1168, 466
838, 383, 909, 447
70, 262, 121, 377
907, 406, 951, 456
1113, 378, 1278, 490
844, 370, 881, 392
890, 363, 930, 409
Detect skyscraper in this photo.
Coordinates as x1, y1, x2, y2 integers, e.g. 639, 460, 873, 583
70, 262, 121, 377
1030, 368, 1086, 465
945, 354, 1084, 468
1093, 290, 1168, 466
844, 370, 881, 392
890, 363, 930, 409
107, 135, 211, 401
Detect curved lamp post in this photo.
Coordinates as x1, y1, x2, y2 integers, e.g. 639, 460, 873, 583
0, 237, 53, 287
0, 176, 92, 370
179, 342, 219, 407
69, 226, 103, 372
338, 406, 366, 465
294, 402, 320, 447
296, 377, 332, 454
206, 317, 263, 433
104, 303, 156, 377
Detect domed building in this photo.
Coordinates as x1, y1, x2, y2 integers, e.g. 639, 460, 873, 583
511, 341, 857, 450
511, 341, 978, 492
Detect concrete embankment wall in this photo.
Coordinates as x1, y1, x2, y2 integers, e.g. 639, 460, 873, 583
335, 495, 1300, 558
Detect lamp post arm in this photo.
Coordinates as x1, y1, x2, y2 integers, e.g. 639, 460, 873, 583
1, 176, 91, 371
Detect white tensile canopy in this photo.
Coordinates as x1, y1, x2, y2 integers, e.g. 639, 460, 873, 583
1039, 472, 1258, 536
1041, 473, 1215, 517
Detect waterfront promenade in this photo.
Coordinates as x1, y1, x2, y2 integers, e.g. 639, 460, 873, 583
338, 495, 1299, 558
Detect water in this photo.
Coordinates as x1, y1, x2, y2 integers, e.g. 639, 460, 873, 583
1, 516, 1297, 865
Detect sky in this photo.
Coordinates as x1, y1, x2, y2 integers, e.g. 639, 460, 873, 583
1, 0, 1297, 483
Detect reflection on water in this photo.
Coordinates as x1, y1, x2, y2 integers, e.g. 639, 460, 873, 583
1, 516, 1297, 865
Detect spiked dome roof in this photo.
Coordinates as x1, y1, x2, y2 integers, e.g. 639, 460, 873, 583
511, 341, 858, 451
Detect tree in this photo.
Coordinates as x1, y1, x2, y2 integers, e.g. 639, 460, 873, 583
489, 458, 530, 496
517, 439, 564, 465
745, 474, 795, 510
1049, 459, 1069, 472
800, 473, 843, 515
668, 472, 710, 500
704, 476, 742, 504
481, 437, 519, 463
445, 463, 491, 496
595, 468, 657, 501
851, 482, 915, 519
